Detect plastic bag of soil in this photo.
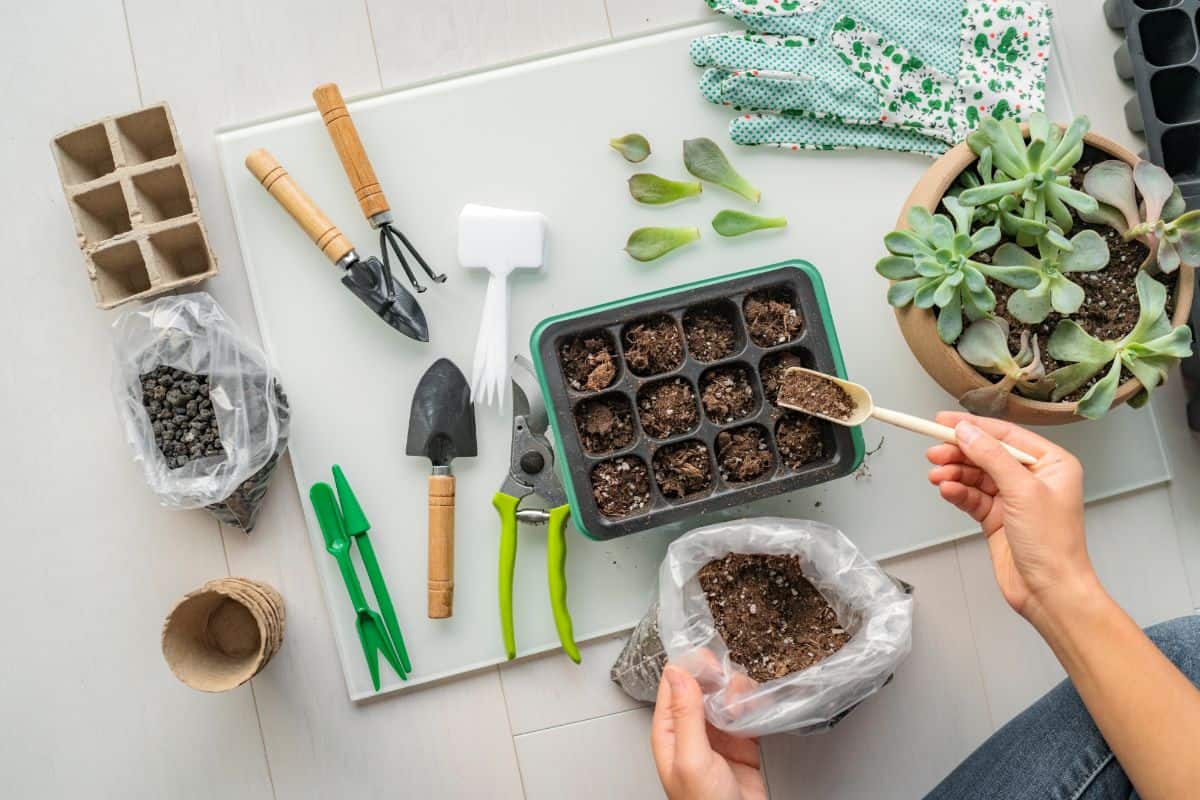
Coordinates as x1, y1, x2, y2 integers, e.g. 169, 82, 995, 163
611, 517, 913, 737
111, 292, 289, 531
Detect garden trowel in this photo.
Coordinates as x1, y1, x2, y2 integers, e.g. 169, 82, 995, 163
406, 358, 477, 618
245, 149, 429, 342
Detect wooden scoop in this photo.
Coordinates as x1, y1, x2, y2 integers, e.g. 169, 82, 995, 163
778, 368, 1037, 466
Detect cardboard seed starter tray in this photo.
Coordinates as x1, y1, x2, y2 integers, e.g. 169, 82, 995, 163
532, 262, 865, 541
50, 103, 218, 308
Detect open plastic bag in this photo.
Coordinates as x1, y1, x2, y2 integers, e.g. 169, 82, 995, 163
112, 292, 289, 531
612, 517, 913, 737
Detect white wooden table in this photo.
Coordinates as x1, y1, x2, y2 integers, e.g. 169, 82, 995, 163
2, 2, 1196, 797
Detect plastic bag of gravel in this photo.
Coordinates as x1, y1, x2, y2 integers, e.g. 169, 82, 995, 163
112, 292, 289, 531
611, 517, 913, 737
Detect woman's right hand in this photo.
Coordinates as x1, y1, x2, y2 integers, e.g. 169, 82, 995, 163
926, 412, 1097, 621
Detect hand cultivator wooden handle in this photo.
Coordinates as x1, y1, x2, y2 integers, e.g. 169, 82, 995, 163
312, 83, 390, 222
427, 474, 455, 618
245, 148, 353, 264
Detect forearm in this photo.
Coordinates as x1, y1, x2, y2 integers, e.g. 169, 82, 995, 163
1027, 577, 1200, 800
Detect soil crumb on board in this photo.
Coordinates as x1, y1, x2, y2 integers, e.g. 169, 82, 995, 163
744, 289, 803, 347
699, 553, 851, 682
759, 351, 806, 405
683, 304, 738, 362
623, 315, 685, 376
638, 378, 699, 439
560, 332, 618, 392
716, 425, 773, 482
701, 365, 757, 424
573, 395, 635, 454
776, 413, 825, 469
653, 440, 714, 499
140, 365, 226, 469
591, 456, 651, 517
778, 370, 854, 420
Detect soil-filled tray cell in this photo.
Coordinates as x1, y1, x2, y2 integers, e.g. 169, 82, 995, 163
53, 123, 115, 185
1139, 9, 1196, 66
116, 106, 177, 165
532, 262, 864, 540
700, 364, 759, 424
683, 301, 743, 362
623, 314, 685, 377
715, 424, 774, 484
652, 440, 715, 501
743, 286, 804, 347
132, 164, 193, 223
91, 240, 151, 304
1162, 122, 1200, 182
759, 349, 812, 406
775, 412, 828, 471
71, 180, 133, 245
591, 456, 651, 518
573, 393, 636, 455
637, 377, 700, 439
149, 222, 215, 282
559, 330, 619, 393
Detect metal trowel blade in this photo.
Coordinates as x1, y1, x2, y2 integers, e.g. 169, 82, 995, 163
406, 358, 478, 467
341, 256, 430, 342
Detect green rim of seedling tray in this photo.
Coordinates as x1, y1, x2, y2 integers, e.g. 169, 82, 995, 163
530, 260, 865, 540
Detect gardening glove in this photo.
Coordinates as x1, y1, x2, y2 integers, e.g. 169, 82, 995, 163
691, 0, 1052, 155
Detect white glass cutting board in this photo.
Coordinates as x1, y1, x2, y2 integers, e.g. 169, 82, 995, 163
216, 22, 1170, 700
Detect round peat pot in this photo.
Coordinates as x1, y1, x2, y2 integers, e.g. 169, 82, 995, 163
893, 130, 1195, 425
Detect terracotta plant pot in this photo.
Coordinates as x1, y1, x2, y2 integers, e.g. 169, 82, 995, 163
892, 130, 1196, 425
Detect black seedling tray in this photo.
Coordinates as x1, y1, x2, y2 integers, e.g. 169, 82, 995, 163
530, 261, 864, 540
1104, 0, 1200, 430
1106, 0, 1200, 207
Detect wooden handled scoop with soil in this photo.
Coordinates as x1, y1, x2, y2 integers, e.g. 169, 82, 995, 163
776, 368, 1037, 466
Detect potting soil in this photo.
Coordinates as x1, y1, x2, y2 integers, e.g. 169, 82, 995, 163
778, 370, 855, 420
591, 456, 650, 517
652, 440, 713, 499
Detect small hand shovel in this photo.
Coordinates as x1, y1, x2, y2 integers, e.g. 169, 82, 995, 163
406, 358, 478, 618
777, 367, 1037, 465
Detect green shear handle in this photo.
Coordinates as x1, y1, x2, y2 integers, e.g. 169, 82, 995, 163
494, 492, 580, 664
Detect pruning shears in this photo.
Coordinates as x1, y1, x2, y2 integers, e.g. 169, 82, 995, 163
309, 465, 412, 689
493, 356, 580, 664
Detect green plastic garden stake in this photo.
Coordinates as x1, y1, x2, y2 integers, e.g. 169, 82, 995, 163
310, 482, 406, 689
332, 465, 412, 674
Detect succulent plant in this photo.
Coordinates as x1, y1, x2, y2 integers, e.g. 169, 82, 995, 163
624, 226, 700, 262
1080, 159, 1200, 273
711, 210, 787, 237
876, 199, 1041, 344
1045, 271, 1193, 419
683, 138, 760, 203
949, 148, 1055, 245
610, 133, 651, 163
959, 113, 1099, 241
990, 229, 1110, 325
956, 318, 1048, 417
627, 173, 702, 205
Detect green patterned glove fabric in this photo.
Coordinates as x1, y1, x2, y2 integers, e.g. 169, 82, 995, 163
691, 0, 1052, 155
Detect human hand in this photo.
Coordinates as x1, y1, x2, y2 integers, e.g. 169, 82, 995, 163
650, 665, 766, 800
926, 412, 1097, 621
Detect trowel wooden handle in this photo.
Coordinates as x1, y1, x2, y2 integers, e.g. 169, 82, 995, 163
427, 474, 455, 618
244, 148, 354, 265
870, 407, 1038, 466
312, 83, 391, 221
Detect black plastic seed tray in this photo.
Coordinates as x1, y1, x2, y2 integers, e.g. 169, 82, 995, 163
530, 261, 864, 541
1106, 0, 1200, 207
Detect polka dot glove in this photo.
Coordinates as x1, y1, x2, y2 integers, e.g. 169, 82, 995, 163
692, 0, 1052, 155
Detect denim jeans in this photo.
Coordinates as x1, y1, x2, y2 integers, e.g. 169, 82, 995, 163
925, 615, 1200, 800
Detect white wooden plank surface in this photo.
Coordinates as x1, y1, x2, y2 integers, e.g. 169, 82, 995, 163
368, 0, 613, 86
606, 0, 711, 37
956, 485, 1196, 727
762, 544, 995, 799
514, 707, 666, 800
0, 3, 271, 799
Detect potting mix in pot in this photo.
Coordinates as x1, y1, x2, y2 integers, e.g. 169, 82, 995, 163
877, 114, 1197, 419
